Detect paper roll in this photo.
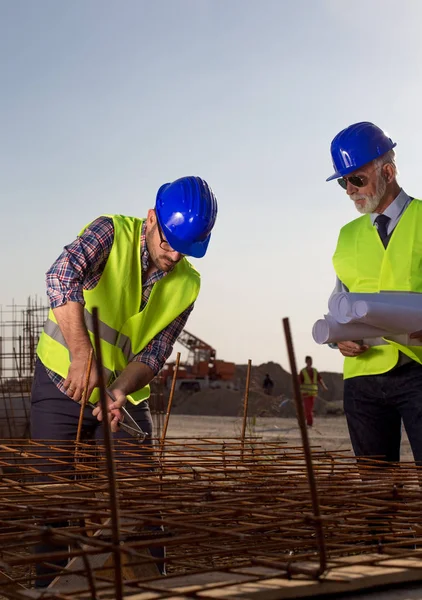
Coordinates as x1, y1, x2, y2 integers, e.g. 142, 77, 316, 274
312, 314, 389, 344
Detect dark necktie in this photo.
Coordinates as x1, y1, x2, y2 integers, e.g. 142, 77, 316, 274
375, 214, 391, 248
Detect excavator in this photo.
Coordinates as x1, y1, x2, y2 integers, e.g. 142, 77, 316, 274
160, 329, 237, 392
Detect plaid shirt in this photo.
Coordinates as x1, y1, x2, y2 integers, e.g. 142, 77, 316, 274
45, 216, 193, 394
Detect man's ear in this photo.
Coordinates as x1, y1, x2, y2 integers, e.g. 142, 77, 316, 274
145, 208, 156, 233
147, 208, 156, 223
383, 163, 395, 184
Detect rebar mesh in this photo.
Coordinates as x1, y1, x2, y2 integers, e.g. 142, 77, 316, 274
0, 438, 422, 598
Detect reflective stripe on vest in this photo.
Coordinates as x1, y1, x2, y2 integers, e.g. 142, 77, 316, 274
333, 199, 422, 379
300, 368, 318, 396
43, 316, 114, 383
37, 215, 200, 404
44, 312, 138, 362
45, 309, 118, 346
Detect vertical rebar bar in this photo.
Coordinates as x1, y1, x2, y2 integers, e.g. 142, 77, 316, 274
240, 359, 252, 461
75, 349, 94, 447
160, 352, 180, 458
282, 317, 327, 574
18, 335, 22, 380
91, 307, 123, 600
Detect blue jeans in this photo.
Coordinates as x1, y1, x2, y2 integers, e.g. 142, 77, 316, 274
344, 361, 422, 465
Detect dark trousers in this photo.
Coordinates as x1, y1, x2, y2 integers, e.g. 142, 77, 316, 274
344, 361, 422, 465
30, 358, 163, 586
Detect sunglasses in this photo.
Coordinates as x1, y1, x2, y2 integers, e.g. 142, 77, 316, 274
337, 165, 383, 190
338, 175, 369, 190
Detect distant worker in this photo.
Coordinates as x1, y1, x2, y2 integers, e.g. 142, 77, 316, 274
262, 373, 274, 395
326, 121, 422, 465
31, 176, 218, 586
299, 356, 328, 427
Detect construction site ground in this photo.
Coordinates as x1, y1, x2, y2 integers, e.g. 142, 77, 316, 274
166, 413, 414, 463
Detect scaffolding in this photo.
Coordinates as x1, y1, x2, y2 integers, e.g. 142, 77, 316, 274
0, 298, 48, 383
0, 299, 48, 439
0, 299, 165, 439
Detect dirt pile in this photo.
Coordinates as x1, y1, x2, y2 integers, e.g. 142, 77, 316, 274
236, 361, 343, 403
235, 361, 292, 397
171, 388, 281, 418
170, 361, 344, 418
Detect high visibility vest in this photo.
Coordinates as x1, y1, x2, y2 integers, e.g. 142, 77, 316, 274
37, 215, 200, 404
333, 199, 422, 379
300, 368, 318, 397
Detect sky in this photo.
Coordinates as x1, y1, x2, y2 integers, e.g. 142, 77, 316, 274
2, 0, 422, 374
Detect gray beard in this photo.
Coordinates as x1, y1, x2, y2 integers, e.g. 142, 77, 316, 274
352, 175, 387, 215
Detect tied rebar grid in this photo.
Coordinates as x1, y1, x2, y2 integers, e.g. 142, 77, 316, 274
0, 299, 49, 440
0, 439, 422, 598
0, 298, 166, 440
0, 298, 48, 382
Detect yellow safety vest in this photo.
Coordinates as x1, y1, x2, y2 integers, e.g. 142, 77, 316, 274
300, 368, 318, 397
37, 215, 200, 404
333, 199, 422, 379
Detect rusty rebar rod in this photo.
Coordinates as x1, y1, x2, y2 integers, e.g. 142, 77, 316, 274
75, 348, 94, 447
160, 351, 180, 458
240, 359, 252, 461
91, 306, 123, 600
282, 316, 327, 575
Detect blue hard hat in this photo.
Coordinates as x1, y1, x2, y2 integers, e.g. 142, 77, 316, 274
326, 122, 396, 181
155, 176, 218, 258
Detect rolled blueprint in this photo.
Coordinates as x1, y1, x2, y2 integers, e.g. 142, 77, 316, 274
329, 291, 422, 324
351, 300, 422, 334
312, 314, 390, 344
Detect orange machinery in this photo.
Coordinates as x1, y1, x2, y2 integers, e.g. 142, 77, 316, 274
161, 329, 236, 392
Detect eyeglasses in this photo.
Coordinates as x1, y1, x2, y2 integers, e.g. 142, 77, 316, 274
157, 219, 187, 255
337, 165, 382, 190
156, 220, 174, 252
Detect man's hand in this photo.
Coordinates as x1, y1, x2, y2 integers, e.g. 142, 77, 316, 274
53, 302, 100, 402
337, 341, 369, 357
63, 353, 100, 402
410, 330, 422, 342
92, 388, 127, 433
90, 362, 154, 433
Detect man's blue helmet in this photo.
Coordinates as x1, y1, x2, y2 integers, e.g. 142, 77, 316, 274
326, 122, 396, 181
155, 176, 218, 258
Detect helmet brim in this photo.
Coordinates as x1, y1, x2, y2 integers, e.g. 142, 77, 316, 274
165, 228, 211, 258
326, 171, 342, 182
326, 142, 397, 182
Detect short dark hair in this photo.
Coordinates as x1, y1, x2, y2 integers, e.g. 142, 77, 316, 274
305, 356, 312, 361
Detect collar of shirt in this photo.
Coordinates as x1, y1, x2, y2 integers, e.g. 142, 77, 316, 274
370, 188, 411, 234
140, 220, 168, 287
